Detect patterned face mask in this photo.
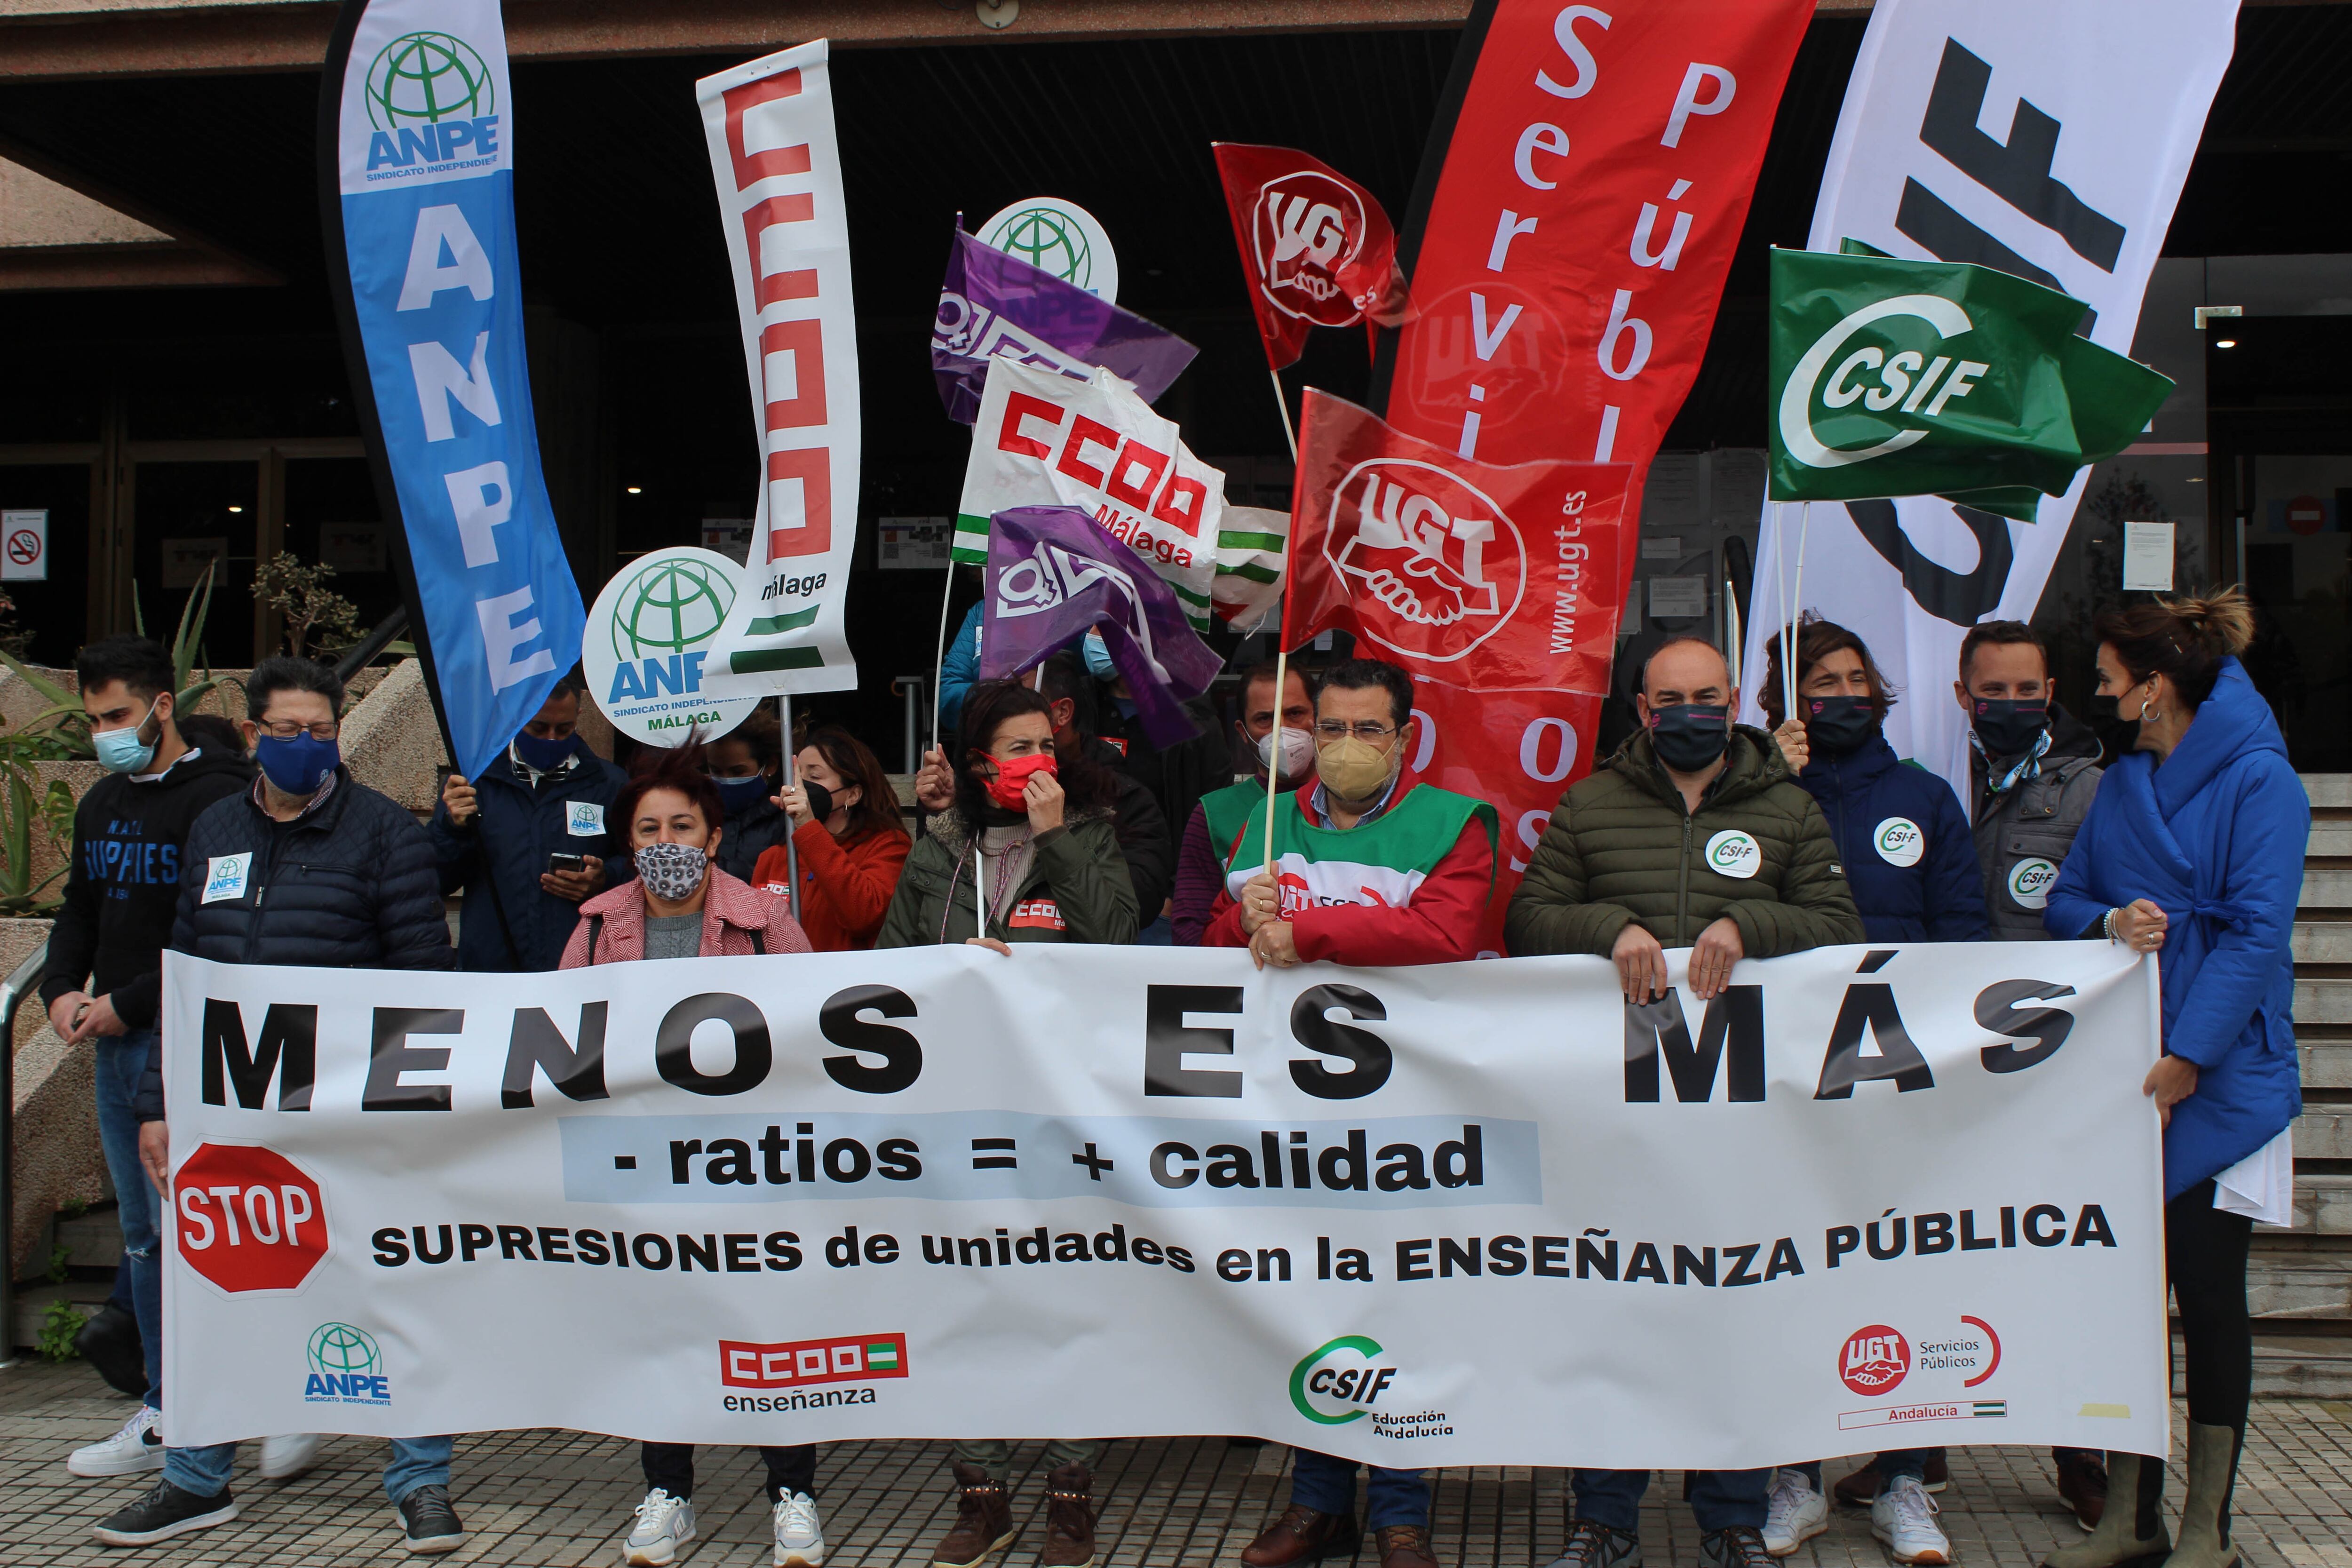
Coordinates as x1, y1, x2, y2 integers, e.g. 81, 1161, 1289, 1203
635, 841, 709, 903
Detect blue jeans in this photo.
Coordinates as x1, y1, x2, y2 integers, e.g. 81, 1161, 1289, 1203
92, 1033, 162, 1410
166, 1434, 454, 1504
1288, 1449, 1429, 1530
1573, 1469, 1770, 1535
1794, 1450, 1931, 1489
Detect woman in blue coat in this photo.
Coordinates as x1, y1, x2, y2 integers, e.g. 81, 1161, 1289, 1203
2044, 589, 2306, 1568
1757, 618, 1986, 1566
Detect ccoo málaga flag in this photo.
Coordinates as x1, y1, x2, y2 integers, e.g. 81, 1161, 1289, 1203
322, 0, 586, 783
1738, 0, 2239, 794
1768, 245, 2172, 522
695, 42, 861, 695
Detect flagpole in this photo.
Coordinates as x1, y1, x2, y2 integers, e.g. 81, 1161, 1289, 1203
1268, 366, 1299, 465
1788, 501, 1813, 722
1262, 379, 1300, 881
778, 692, 798, 920
930, 562, 956, 749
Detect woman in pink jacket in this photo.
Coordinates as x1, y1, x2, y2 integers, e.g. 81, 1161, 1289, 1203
559, 741, 817, 1568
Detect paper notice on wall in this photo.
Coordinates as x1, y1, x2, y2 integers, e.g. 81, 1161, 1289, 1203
2122, 521, 2176, 590
1649, 575, 1709, 620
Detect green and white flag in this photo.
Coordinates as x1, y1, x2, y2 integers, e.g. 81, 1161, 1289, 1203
956, 358, 1226, 628
1768, 245, 2172, 522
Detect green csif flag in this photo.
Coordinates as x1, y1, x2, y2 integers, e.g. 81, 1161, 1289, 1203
1767, 245, 2173, 523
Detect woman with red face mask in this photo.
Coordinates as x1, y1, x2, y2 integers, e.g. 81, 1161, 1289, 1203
876, 681, 1136, 952
872, 679, 1136, 1568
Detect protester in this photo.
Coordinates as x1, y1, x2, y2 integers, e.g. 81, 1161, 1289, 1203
1173, 661, 1315, 945
2044, 589, 2307, 1568
1205, 659, 1492, 1568
1953, 620, 2112, 1530
110, 656, 463, 1553
1755, 617, 1981, 1561
703, 709, 792, 882
1506, 636, 1861, 1568
914, 652, 1173, 927
1082, 629, 1232, 922
752, 724, 911, 951
428, 670, 630, 971
559, 742, 818, 1567
40, 637, 249, 1469
876, 678, 1135, 1568
1762, 615, 1988, 944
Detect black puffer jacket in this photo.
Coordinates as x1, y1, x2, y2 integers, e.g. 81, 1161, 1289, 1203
140, 770, 454, 1119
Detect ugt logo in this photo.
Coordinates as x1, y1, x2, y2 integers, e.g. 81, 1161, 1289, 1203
1327, 459, 1525, 666
1290, 1336, 1399, 1425
1840, 1325, 1910, 1397
1252, 172, 1367, 326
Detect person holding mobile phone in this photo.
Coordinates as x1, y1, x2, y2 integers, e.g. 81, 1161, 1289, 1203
426, 670, 632, 973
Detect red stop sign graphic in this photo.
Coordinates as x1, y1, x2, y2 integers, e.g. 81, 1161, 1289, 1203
173, 1143, 329, 1293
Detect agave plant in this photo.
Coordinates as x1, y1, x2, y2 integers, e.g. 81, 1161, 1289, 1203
0, 752, 73, 917
0, 560, 227, 759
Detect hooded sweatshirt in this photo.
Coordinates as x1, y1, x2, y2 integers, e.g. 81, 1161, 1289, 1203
39, 744, 252, 1031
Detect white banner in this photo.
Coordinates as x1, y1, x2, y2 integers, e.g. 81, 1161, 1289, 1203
1737, 0, 2238, 791
160, 941, 2166, 1467
697, 41, 861, 695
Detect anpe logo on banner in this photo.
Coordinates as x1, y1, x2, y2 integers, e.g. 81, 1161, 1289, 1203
1289, 1336, 1397, 1425
173, 1143, 328, 1294
720, 1333, 908, 1390
1327, 460, 1524, 663
359, 32, 502, 176
1841, 1325, 1910, 1396
304, 1322, 391, 1405
1252, 172, 1369, 326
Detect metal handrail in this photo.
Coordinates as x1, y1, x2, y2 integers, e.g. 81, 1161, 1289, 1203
334, 604, 411, 683
0, 936, 48, 1368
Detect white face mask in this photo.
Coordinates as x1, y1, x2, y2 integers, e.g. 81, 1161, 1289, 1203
1255, 725, 1317, 781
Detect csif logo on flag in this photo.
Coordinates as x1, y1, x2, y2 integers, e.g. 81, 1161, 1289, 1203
1326, 459, 1525, 664
1252, 172, 1371, 326
359, 32, 504, 178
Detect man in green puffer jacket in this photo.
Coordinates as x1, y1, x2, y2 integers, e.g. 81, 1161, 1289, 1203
1506, 638, 1861, 1568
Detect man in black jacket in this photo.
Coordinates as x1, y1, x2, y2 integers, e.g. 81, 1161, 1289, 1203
98, 657, 464, 1557
40, 637, 248, 1463
428, 670, 629, 971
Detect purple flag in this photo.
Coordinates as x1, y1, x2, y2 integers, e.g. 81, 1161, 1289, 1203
979, 506, 1225, 751
933, 223, 1198, 424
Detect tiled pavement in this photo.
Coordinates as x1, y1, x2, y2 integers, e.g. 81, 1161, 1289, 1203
3, 1361, 2349, 1567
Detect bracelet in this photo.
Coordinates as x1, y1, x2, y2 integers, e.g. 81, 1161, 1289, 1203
2103, 907, 2121, 943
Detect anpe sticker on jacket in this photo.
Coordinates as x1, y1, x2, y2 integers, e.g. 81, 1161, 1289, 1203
1008, 899, 1065, 931
567, 801, 606, 837
201, 853, 252, 904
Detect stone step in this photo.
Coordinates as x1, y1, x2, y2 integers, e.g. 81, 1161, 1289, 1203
2312, 823, 2352, 858
2294, 1108, 2352, 1159
2306, 775, 2352, 810
2303, 1038, 2352, 1089
56, 1210, 124, 1270
2258, 1175, 2352, 1235
2296, 920, 2352, 963
2240, 1334, 2352, 1399
2249, 1253, 2352, 1320
2306, 868, 2352, 910
2299, 979, 2352, 1025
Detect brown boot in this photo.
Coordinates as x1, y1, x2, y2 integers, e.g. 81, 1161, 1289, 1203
934, 1463, 1016, 1568
1834, 1461, 1884, 1508
2055, 1450, 2109, 1531
1241, 1505, 1362, 1567
1378, 1523, 1438, 1568
1042, 1463, 1097, 1568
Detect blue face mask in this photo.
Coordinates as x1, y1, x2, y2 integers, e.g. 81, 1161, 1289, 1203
255, 732, 338, 796
1082, 630, 1118, 683
93, 703, 159, 775
512, 732, 576, 772
711, 772, 771, 811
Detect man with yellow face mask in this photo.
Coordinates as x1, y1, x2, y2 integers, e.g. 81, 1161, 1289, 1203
1202, 658, 1496, 1568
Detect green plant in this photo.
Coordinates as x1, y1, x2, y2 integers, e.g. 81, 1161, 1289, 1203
36, 1298, 81, 1363
0, 587, 31, 660
46, 1240, 68, 1285
0, 755, 73, 916
0, 559, 228, 761
255, 552, 362, 661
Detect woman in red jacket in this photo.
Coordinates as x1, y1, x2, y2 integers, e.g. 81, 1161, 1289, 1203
753, 726, 911, 951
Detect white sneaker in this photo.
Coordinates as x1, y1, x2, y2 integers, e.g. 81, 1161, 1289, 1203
67, 1404, 165, 1477
259, 1432, 326, 1480
624, 1488, 697, 1567
774, 1489, 825, 1567
1870, 1476, 1951, 1565
1763, 1469, 1830, 1556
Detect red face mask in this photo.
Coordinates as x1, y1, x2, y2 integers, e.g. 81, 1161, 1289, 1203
981, 751, 1057, 810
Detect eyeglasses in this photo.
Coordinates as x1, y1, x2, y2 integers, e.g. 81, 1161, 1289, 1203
254, 719, 339, 742
1313, 721, 1397, 742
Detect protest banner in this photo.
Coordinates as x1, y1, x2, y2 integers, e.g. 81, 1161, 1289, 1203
694, 41, 861, 693
162, 940, 2166, 1468
321, 0, 585, 781
955, 359, 1229, 629
1737, 0, 2240, 792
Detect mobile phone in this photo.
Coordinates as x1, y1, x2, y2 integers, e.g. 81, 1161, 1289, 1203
547, 852, 588, 875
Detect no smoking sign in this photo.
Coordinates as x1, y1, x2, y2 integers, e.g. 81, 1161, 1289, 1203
0, 509, 48, 582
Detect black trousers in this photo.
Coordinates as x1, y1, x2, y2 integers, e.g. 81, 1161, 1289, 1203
641, 1442, 818, 1502
2167, 1178, 2254, 1434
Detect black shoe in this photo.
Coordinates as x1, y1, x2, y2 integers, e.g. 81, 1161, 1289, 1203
397, 1483, 466, 1555
73, 1303, 149, 1398
92, 1478, 238, 1546
1701, 1526, 1776, 1568
1546, 1518, 1642, 1568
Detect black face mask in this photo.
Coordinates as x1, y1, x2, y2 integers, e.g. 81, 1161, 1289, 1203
1804, 695, 1881, 756
1969, 698, 2049, 759
801, 780, 835, 825
1647, 703, 1731, 772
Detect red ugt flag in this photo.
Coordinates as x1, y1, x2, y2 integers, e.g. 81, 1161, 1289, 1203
1212, 143, 1406, 371
1284, 389, 1629, 694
